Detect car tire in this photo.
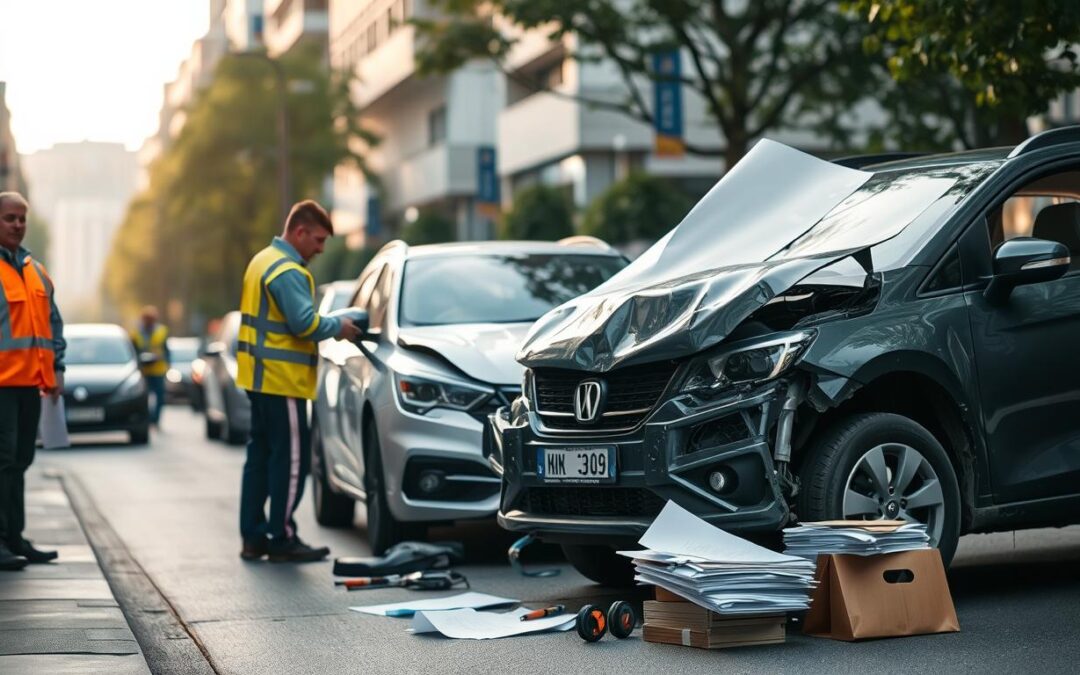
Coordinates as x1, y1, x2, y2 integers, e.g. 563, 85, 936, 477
205, 414, 222, 441
363, 421, 425, 554
312, 422, 355, 528
796, 412, 962, 565
221, 394, 246, 446
561, 544, 636, 587
129, 427, 149, 446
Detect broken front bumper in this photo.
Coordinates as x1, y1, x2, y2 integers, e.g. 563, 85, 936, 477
485, 384, 791, 544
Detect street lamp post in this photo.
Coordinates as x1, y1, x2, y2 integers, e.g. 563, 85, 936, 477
234, 51, 291, 226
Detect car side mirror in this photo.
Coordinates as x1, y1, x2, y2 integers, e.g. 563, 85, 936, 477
204, 341, 226, 357
328, 308, 370, 340
984, 237, 1071, 304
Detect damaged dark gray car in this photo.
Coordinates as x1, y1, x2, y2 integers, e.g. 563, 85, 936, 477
486, 128, 1080, 586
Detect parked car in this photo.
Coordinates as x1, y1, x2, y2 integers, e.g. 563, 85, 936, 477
488, 129, 1080, 586
62, 323, 150, 445
318, 280, 358, 314
201, 311, 249, 444
165, 337, 202, 404
312, 238, 628, 553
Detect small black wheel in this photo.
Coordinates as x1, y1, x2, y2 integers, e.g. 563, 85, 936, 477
576, 604, 607, 642
205, 414, 222, 440
607, 601, 636, 639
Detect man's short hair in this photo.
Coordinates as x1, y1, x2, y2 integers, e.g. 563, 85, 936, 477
285, 200, 333, 235
0, 192, 29, 210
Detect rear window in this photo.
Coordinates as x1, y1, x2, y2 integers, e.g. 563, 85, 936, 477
400, 254, 626, 326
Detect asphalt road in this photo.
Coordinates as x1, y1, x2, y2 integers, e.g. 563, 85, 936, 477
38, 407, 1080, 674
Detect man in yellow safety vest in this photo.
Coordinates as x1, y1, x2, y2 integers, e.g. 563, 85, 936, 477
130, 306, 169, 428
236, 200, 360, 562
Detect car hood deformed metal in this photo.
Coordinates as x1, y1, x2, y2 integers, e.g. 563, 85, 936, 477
516, 139, 959, 372
398, 322, 532, 385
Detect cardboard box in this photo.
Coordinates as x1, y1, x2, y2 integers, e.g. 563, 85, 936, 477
803, 548, 960, 641
643, 623, 785, 649
643, 599, 786, 649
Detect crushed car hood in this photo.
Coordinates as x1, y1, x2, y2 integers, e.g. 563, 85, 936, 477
517, 139, 957, 372
398, 323, 531, 385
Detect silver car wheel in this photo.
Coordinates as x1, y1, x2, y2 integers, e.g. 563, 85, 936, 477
842, 442, 946, 546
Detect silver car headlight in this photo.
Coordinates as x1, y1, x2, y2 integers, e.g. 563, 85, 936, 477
115, 370, 147, 399
681, 330, 815, 394
395, 373, 493, 415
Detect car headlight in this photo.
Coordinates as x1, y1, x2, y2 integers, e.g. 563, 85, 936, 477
166, 369, 182, 384
682, 330, 815, 394
116, 370, 147, 399
395, 373, 493, 415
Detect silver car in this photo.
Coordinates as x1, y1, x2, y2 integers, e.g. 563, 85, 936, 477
311, 238, 627, 552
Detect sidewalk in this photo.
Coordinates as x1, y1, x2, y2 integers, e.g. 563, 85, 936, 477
0, 465, 150, 675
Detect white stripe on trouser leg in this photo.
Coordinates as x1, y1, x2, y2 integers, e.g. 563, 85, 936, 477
283, 397, 300, 540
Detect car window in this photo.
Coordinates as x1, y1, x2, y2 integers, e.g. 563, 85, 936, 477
65, 335, 135, 365
352, 263, 383, 310
399, 254, 627, 326
923, 245, 963, 294
367, 266, 394, 332
986, 169, 1080, 270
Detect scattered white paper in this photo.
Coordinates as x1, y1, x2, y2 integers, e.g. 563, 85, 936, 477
350, 592, 518, 617
783, 521, 930, 558
38, 396, 70, 449
410, 607, 576, 639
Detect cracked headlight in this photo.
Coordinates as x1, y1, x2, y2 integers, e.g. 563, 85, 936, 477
682, 330, 815, 394
395, 373, 493, 415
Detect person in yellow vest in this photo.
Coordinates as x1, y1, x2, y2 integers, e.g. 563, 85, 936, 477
0, 192, 64, 570
237, 200, 360, 562
130, 306, 169, 429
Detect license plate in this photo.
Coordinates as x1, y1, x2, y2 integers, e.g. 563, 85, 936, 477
67, 407, 105, 423
537, 447, 616, 484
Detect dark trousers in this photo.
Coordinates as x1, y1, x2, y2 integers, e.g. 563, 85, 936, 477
146, 375, 166, 424
0, 387, 41, 545
239, 391, 310, 545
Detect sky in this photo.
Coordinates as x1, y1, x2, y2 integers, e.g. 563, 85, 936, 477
0, 0, 211, 154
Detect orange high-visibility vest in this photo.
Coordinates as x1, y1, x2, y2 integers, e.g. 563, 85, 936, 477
0, 255, 57, 389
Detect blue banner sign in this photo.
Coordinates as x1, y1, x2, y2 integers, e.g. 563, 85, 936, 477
476, 146, 500, 204
652, 50, 685, 157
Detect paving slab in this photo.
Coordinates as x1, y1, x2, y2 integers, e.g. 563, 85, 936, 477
0, 653, 150, 675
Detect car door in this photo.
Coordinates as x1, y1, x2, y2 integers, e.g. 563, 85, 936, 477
341, 263, 395, 488
964, 180, 1080, 503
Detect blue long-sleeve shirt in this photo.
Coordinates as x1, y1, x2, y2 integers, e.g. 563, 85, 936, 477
1, 245, 66, 372
266, 237, 341, 341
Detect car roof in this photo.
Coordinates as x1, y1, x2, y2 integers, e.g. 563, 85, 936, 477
65, 323, 129, 338
402, 240, 624, 259
863, 147, 1012, 172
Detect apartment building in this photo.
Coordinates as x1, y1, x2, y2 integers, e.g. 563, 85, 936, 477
226, 0, 266, 51
0, 82, 27, 194
263, 0, 329, 58
330, 0, 502, 241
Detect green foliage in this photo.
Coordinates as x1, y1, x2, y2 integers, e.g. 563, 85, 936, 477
581, 173, 691, 245
402, 210, 456, 245
416, 1, 871, 165
103, 43, 375, 323
500, 185, 574, 240
309, 238, 376, 284
848, 0, 1080, 146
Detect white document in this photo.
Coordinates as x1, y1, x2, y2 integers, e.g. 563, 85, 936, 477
638, 501, 807, 565
38, 396, 70, 449
350, 592, 517, 617
410, 607, 576, 640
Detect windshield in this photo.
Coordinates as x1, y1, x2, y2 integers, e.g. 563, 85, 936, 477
400, 254, 626, 326
169, 340, 200, 362
66, 335, 135, 366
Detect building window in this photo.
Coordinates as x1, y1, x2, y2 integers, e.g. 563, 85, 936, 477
387, 8, 395, 33
428, 105, 447, 147
367, 22, 378, 54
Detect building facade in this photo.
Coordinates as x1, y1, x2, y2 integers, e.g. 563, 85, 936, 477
0, 82, 27, 194
263, 0, 329, 58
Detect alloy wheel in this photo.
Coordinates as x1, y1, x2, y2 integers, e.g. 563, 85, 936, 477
842, 442, 946, 545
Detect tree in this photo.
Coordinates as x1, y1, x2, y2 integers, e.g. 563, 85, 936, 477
850, 0, 1080, 147
581, 172, 691, 245
103, 43, 375, 325
402, 210, 456, 245
416, 1, 871, 166
500, 184, 575, 240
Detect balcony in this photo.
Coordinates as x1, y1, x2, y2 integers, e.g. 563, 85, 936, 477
263, 0, 328, 57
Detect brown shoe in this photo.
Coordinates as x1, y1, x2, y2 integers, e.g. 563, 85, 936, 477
240, 537, 269, 561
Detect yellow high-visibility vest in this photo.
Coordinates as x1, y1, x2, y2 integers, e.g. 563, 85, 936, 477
236, 245, 319, 400
131, 324, 169, 377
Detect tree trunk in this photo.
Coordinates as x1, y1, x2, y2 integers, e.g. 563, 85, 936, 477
724, 132, 750, 172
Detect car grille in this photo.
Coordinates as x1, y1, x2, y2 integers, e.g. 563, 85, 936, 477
532, 361, 678, 432
522, 487, 666, 518
469, 386, 521, 425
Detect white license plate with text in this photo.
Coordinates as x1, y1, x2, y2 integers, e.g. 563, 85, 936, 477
537, 447, 616, 484
66, 407, 105, 423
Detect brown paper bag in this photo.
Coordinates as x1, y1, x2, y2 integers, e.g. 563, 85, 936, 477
803, 549, 960, 641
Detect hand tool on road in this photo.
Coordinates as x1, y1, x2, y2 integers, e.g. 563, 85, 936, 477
520, 604, 566, 621
335, 570, 470, 591
333, 541, 464, 577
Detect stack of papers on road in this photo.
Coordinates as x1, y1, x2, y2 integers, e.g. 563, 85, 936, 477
619, 502, 816, 616
350, 592, 517, 617
411, 607, 576, 640
643, 600, 786, 649
782, 520, 930, 559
